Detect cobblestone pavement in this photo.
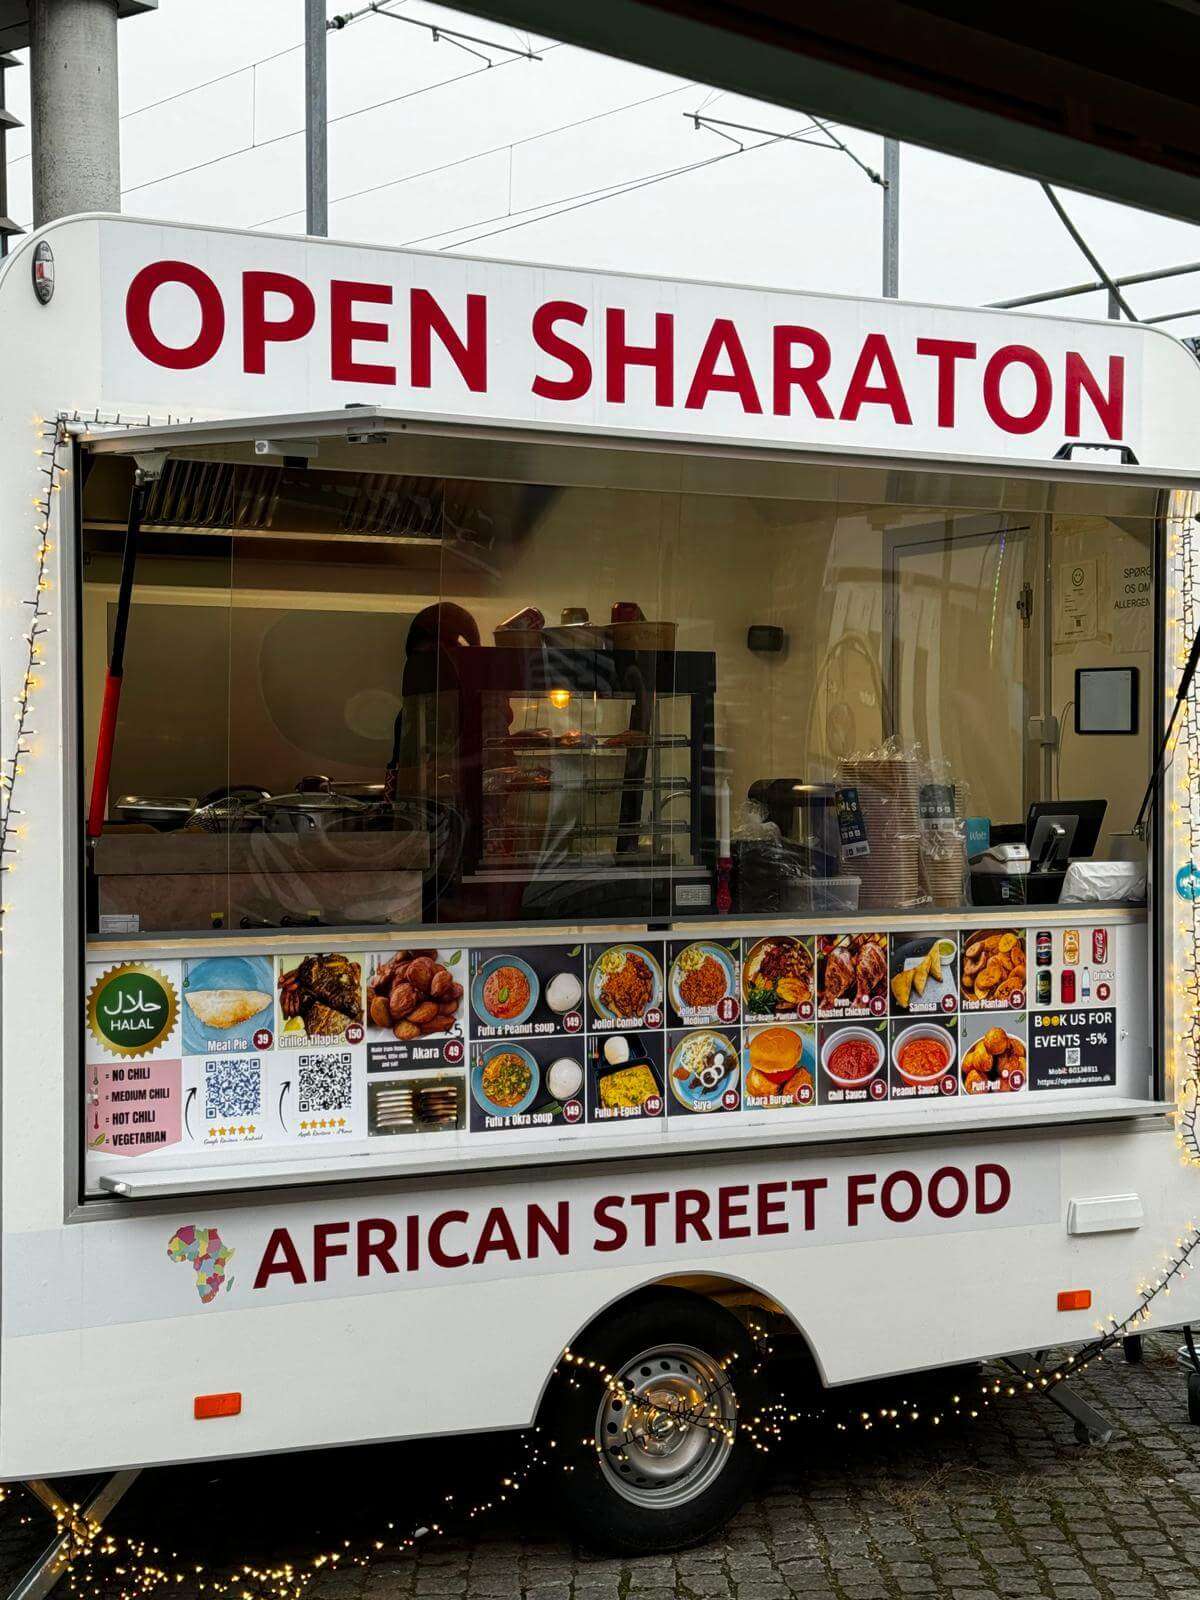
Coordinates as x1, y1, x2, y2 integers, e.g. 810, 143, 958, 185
2, 1334, 1199, 1600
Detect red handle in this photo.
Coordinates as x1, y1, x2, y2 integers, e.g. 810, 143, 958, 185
87, 671, 123, 839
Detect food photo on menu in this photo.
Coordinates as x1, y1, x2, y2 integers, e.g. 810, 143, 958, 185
959, 929, 1027, 1010
469, 1034, 587, 1133
667, 938, 741, 1027
368, 1072, 465, 1137
587, 1031, 666, 1122
959, 1013, 1028, 1093
366, 948, 466, 1072
276, 953, 364, 1046
181, 954, 274, 1053
888, 933, 958, 1015
740, 935, 814, 1022
817, 1018, 889, 1105
816, 933, 888, 1020
742, 1023, 816, 1110
470, 944, 585, 1038
666, 1028, 742, 1116
586, 942, 665, 1031
889, 1015, 959, 1101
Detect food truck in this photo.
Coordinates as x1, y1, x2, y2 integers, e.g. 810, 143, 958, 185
2, 213, 1200, 1554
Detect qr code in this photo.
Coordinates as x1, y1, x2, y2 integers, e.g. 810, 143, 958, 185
298, 1051, 353, 1113
204, 1058, 262, 1121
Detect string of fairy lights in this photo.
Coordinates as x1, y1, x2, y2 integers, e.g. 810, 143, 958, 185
0, 415, 64, 941
3, 436, 1200, 1599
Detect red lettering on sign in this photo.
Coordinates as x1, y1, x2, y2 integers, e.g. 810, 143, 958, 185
606, 308, 674, 406
527, 1201, 570, 1258
593, 1195, 627, 1252
675, 1189, 712, 1243
242, 270, 315, 375
357, 1218, 399, 1277
839, 333, 912, 424
410, 288, 487, 392
756, 1181, 789, 1235
880, 1169, 922, 1223
847, 1173, 876, 1225
772, 325, 834, 418
532, 300, 591, 400
983, 344, 1052, 434
717, 1183, 752, 1239
253, 1226, 307, 1288
428, 1209, 469, 1269
976, 1162, 1011, 1214
1065, 351, 1124, 439
928, 1166, 969, 1219
126, 260, 225, 371
473, 1206, 521, 1264
790, 1176, 828, 1229
915, 338, 977, 427
630, 1191, 669, 1246
685, 319, 763, 413
330, 279, 395, 384
313, 1220, 350, 1282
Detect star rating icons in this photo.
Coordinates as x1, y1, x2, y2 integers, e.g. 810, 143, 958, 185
209, 1123, 258, 1141
298, 1117, 349, 1132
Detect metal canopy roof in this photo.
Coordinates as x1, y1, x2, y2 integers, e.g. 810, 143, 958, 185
454, 0, 1200, 227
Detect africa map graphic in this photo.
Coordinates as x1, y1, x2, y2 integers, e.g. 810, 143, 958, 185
167, 1225, 235, 1304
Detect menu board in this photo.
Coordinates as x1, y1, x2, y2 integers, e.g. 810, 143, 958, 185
82, 920, 1127, 1185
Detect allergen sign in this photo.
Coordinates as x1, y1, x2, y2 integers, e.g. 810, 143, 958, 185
1028, 1008, 1117, 1090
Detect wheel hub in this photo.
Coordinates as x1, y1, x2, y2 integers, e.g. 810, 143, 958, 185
595, 1342, 737, 1510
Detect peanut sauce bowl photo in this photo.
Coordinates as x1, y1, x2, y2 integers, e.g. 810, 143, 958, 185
891, 1023, 958, 1088
820, 1024, 886, 1088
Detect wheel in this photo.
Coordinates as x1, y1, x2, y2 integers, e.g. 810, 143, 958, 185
1187, 1370, 1200, 1425
542, 1288, 766, 1554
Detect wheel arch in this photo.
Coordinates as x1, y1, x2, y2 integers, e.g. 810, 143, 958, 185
528, 1269, 825, 1426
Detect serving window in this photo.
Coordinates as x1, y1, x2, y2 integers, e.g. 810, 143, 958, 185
80, 439, 1155, 939
76, 425, 1162, 1198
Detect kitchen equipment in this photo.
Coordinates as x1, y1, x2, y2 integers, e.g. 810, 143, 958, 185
401, 639, 715, 922
746, 780, 841, 876
114, 795, 197, 829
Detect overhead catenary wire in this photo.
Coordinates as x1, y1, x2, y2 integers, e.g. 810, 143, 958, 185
250, 79, 700, 229
421, 122, 809, 252
121, 39, 562, 200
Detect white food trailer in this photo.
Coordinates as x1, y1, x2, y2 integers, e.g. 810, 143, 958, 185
3, 214, 1200, 1557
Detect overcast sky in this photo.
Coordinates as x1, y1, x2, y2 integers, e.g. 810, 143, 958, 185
4, 0, 1200, 335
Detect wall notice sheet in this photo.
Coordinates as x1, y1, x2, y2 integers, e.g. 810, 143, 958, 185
82, 919, 1127, 1189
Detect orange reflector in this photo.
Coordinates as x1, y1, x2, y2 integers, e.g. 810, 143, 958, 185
1057, 1289, 1092, 1312
194, 1392, 241, 1420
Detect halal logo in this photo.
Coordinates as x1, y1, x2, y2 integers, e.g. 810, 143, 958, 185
88, 963, 178, 1058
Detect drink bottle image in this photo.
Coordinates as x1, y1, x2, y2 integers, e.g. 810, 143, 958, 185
1063, 929, 1080, 965
1061, 968, 1076, 1004
1036, 969, 1052, 1006
1081, 966, 1092, 1000
1035, 930, 1052, 966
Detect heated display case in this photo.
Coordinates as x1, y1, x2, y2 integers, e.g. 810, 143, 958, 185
399, 640, 717, 923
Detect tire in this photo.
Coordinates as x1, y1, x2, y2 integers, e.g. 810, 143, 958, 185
542, 1288, 766, 1554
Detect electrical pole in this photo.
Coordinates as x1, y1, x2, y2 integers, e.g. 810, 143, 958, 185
30, 0, 121, 225
305, 0, 328, 236
882, 138, 899, 297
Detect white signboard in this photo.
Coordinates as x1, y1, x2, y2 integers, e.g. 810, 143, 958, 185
90, 219, 1162, 466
